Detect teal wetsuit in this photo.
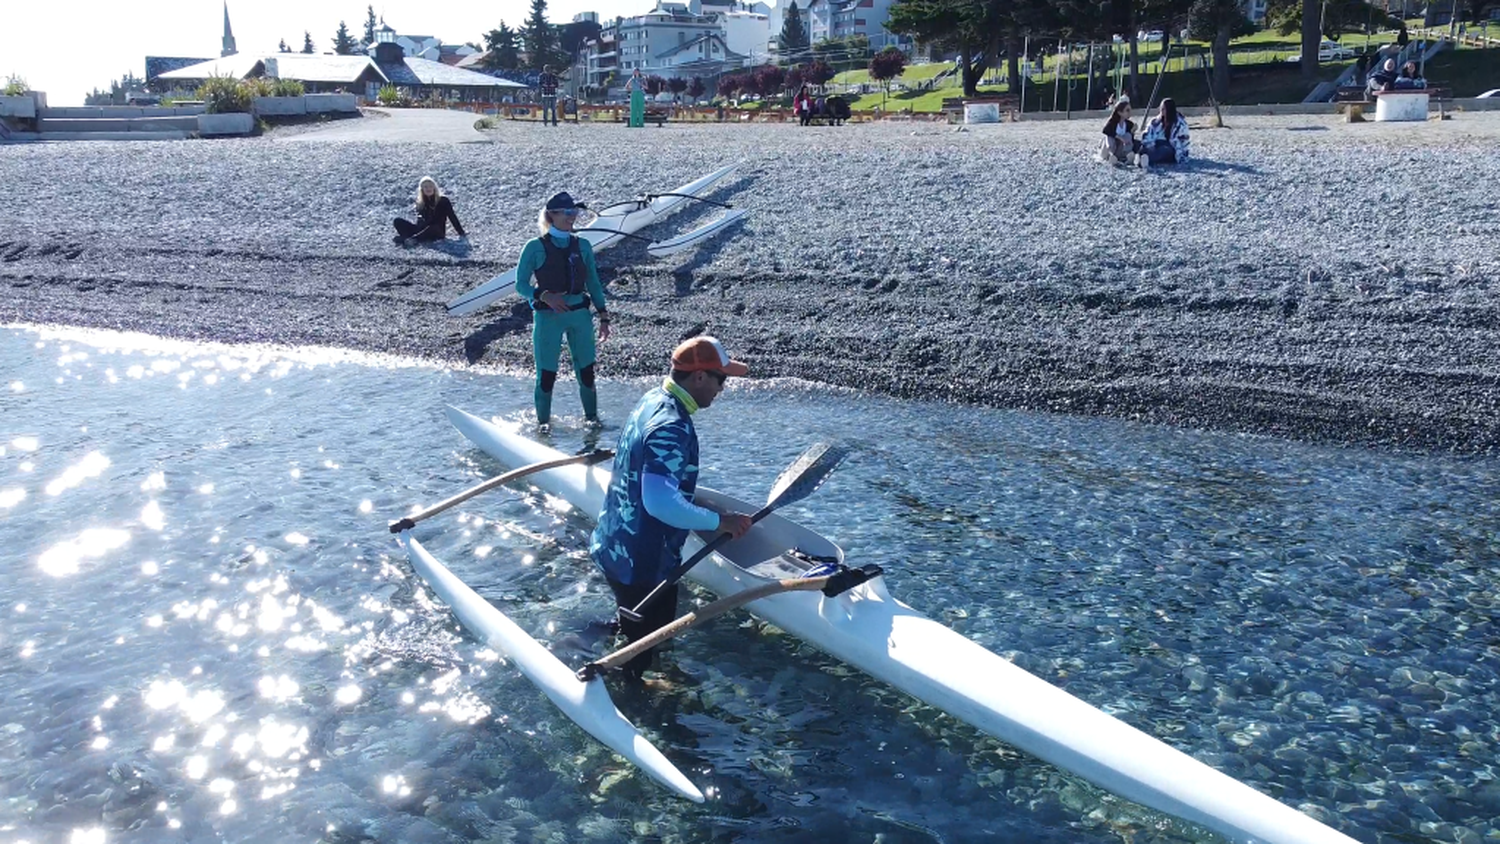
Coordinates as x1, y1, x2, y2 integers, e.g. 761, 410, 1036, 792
514, 228, 609, 425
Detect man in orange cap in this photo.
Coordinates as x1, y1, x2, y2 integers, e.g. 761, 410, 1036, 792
590, 336, 755, 680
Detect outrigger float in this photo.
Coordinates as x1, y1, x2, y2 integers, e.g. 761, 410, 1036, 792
391, 407, 1360, 843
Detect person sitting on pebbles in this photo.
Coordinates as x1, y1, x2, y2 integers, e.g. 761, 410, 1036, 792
392, 176, 466, 246
1139, 98, 1190, 169
1097, 97, 1142, 166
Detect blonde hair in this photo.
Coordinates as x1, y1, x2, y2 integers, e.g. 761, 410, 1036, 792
536, 208, 555, 235
415, 176, 441, 211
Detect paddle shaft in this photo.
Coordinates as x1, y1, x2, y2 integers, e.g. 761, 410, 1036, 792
390, 450, 613, 533
621, 502, 773, 620
580, 563, 881, 680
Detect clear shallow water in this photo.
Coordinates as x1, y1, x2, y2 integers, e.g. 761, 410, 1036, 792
1, 324, 1498, 844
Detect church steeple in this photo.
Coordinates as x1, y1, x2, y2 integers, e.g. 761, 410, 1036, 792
221, 2, 238, 57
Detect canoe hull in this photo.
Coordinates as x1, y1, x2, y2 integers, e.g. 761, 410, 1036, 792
439, 406, 1356, 844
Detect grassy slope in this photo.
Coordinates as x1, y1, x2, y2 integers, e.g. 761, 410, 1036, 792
828, 24, 1468, 111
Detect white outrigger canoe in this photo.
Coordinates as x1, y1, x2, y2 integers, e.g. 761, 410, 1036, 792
404, 407, 1359, 844
445, 163, 744, 316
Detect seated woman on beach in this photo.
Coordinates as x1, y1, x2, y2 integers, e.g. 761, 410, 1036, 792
1097, 97, 1142, 166
1139, 98, 1190, 169
1366, 58, 1398, 95
1393, 61, 1427, 90
393, 176, 466, 246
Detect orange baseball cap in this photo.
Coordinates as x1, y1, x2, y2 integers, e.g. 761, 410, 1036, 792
671, 336, 749, 377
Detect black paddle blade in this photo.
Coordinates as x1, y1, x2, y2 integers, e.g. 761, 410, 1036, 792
765, 443, 848, 509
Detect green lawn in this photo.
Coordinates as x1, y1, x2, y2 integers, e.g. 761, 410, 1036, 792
843, 56, 1362, 111
826, 25, 1496, 111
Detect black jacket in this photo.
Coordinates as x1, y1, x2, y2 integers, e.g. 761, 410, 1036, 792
413, 196, 465, 240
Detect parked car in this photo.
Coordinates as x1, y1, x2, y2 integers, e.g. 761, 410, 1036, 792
1139, 29, 1165, 42
1478, 89, 1500, 98
1288, 41, 1358, 62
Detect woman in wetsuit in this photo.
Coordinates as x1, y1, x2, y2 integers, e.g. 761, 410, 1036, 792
513, 191, 612, 429
393, 176, 465, 245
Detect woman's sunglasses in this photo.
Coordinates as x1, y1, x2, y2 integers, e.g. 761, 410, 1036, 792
555, 208, 581, 217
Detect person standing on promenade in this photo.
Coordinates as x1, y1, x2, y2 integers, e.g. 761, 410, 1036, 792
539, 65, 560, 126
590, 337, 755, 681
626, 69, 646, 128
513, 192, 611, 429
392, 177, 466, 245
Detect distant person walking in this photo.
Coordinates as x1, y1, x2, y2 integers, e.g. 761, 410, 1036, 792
626, 68, 646, 128
539, 65, 560, 126
392, 177, 466, 245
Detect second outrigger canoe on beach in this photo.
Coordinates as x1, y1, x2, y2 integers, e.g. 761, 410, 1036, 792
393, 406, 1361, 843
445, 163, 746, 317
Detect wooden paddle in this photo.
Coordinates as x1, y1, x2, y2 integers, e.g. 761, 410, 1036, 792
389, 449, 614, 534
577, 563, 883, 681
618, 442, 848, 622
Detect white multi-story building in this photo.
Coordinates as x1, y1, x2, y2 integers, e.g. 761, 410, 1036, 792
830, 0, 904, 49
718, 10, 774, 63
802, 0, 834, 45
576, 1, 769, 87
614, 3, 721, 72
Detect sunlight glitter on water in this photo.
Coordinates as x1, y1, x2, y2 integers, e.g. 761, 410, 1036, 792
37, 528, 131, 577
43, 451, 110, 497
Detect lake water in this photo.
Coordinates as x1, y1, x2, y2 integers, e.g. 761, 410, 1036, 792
2, 323, 1497, 844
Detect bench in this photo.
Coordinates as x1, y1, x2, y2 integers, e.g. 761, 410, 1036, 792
617, 106, 669, 126
1335, 84, 1450, 103
940, 94, 1020, 122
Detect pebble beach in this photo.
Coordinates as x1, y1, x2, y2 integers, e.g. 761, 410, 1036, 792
2, 109, 1497, 452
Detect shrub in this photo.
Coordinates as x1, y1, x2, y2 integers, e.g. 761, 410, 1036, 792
270, 79, 305, 97
3, 75, 28, 96
240, 78, 272, 98
197, 75, 252, 114
377, 85, 402, 105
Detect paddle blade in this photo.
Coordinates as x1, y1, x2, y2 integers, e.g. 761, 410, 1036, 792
766, 442, 848, 509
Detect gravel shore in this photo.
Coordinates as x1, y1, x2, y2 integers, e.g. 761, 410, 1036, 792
3, 112, 1497, 453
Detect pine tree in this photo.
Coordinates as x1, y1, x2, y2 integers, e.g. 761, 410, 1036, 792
333, 21, 359, 55
779, 2, 810, 54
302, 31, 315, 53
279, 38, 290, 53
522, 0, 561, 71
362, 5, 378, 46
484, 22, 522, 70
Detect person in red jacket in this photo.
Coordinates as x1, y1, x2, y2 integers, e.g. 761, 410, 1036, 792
793, 85, 814, 126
